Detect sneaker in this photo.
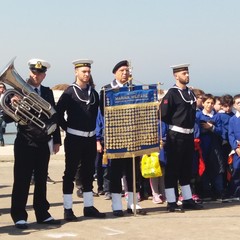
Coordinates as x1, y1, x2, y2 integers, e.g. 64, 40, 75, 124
124, 192, 128, 202
47, 176, 56, 184
148, 195, 153, 200
160, 194, 166, 202
192, 194, 202, 204
104, 192, 111, 200
177, 195, 183, 205
152, 194, 163, 204
178, 195, 183, 202
127, 208, 147, 215
137, 192, 142, 202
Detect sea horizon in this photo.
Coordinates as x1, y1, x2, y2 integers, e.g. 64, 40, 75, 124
3, 90, 238, 145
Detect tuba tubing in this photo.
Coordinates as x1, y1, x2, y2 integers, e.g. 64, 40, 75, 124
0, 57, 57, 135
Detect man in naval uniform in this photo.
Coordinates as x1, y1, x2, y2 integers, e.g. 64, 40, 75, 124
6, 58, 61, 229
100, 60, 146, 217
56, 59, 106, 221
160, 63, 203, 212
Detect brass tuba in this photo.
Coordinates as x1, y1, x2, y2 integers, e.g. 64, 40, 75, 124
0, 57, 57, 135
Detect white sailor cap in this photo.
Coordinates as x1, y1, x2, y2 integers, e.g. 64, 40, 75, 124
72, 59, 93, 68
28, 58, 51, 73
171, 63, 190, 73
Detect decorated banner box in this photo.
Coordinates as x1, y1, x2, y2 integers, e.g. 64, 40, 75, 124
104, 85, 160, 159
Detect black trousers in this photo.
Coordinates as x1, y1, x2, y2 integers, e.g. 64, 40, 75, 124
164, 130, 194, 189
11, 137, 51, 223
95, 151, 110, 192
63, 133, 96, 194
109, 157, 141, 194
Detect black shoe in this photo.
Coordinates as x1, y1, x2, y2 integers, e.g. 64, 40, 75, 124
98, 190, 105, 196
76, 189, 83, 198
182, 199, 203, 210
104, 192, 112, 200
47, 176, 56, 184
38, 219, 61, 225
127, 208, 147, 215
64, 208, 78, 221
167, 202, 184, 212
92, 191, 99, 197
83, 206, 106, 218
15, 223, 28, 229
0, 140, 4, 147
113, 210, 124, 217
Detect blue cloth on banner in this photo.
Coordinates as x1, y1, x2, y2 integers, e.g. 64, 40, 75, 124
104, 84, 160, 158
105, 85, 158, 106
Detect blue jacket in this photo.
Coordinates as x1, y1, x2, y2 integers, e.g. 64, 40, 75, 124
228, 114, 240, 169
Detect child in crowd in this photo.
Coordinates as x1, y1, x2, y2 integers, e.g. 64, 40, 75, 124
149, 120, 168, 204
228, 94, 240, 197
197, 94, 225, 199
217, 94, 234, 193
214, 96, 222, 113
193, 88, 205, 112
189, 88, 205, 203
95, 109, 111, 199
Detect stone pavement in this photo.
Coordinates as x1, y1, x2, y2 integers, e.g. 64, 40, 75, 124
1, 144, 240, 240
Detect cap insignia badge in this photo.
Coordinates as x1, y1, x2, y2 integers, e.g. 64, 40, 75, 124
35, 61, 42, 69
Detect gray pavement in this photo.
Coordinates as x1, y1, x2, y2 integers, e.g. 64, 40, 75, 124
1, 144, 240, 239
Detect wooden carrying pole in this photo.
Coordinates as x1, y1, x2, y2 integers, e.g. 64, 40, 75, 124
132, 154, 137, 216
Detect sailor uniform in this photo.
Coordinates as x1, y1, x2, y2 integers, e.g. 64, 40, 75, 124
72, 59, 93, 69
57, 84, 99, 194
171, 63, 190, 73
8, 85, 61, 223
161, 85, 198, 207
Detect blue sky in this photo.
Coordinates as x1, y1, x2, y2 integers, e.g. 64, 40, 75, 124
1, 0, 240, 94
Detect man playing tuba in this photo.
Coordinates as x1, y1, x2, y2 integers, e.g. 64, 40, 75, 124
2, 58, 62, 229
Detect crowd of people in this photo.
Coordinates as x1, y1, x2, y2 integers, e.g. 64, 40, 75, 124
1, 58, 240, 229
191, 90, 240, 201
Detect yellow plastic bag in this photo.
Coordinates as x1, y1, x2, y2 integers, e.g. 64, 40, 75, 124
141, 152, 162, 178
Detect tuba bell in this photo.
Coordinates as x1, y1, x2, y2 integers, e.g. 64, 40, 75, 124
0, 57, 57, 135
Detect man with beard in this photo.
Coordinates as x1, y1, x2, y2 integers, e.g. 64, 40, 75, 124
160, 64, 203, 212
57, 59, 106, 221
